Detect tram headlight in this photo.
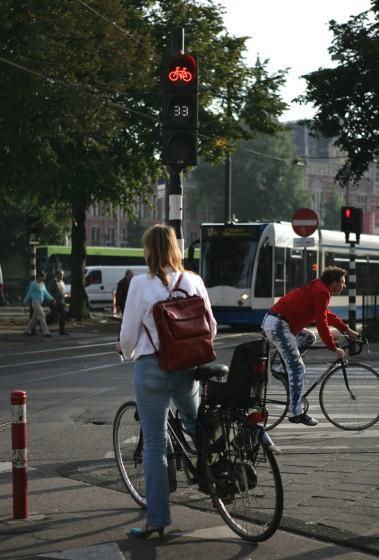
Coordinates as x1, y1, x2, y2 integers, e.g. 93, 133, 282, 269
238, 293, 249, 306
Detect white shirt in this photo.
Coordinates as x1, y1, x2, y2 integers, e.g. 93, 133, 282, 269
119, 270, 217, 360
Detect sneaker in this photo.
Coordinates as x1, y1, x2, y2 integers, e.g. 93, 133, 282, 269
288, 413, 318, 426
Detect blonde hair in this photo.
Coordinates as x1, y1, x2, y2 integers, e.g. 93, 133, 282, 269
142, 224, 184, 285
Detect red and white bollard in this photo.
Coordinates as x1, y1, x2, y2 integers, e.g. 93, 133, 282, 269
11, 390, 28, 519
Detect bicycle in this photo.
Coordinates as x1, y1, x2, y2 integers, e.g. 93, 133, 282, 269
113, 343, 283, 542
264, 335, 379, 431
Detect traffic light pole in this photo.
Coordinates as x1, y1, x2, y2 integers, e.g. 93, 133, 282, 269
224, 153, 232, 224
348, 241, 356, 331
167, 166, 184, 256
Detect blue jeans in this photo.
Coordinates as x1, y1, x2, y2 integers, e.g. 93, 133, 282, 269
262, 314, 316, 417
133, 354, 200, 527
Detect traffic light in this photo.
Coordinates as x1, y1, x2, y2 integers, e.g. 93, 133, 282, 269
161, 52, 198, 168
341, 206, 363, 243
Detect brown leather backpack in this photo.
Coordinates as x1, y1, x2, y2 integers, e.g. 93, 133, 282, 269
144, 273, 216, 371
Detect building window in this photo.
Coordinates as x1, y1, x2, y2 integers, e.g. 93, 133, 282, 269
106, 227, 116, 246
121, 227, 128, 247
91, 227, 100, 245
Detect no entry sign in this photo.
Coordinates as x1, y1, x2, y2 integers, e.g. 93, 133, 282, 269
292, 208, 318, 237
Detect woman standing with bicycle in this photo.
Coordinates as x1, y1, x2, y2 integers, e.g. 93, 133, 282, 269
262, 266, 360, 426
117, 224, 217, 539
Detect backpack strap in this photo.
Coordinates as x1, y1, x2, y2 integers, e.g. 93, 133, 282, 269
144, 324, 158, 352
143, 271, 187, 352
173, 272, 184, 291
170, 272, 190, 297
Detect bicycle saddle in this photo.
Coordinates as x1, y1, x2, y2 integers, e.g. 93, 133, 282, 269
195, 363, 229, 381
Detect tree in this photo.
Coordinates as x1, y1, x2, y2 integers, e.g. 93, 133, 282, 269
323, 188, 343, 230
147, 2, 288, 161
0, 0, 289, 318
189, 130, 310, 222
298, 1, 379, 185
0, 1, 159, 318
0, 192, 69, 273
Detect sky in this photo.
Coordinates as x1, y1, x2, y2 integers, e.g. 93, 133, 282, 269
219, 0, 373, 122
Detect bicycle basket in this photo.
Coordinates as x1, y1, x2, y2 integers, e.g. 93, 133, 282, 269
206, 338, 269, 408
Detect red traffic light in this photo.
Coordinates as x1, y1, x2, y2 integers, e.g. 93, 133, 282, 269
163, 54, 198, 90
344, 208, 351, 218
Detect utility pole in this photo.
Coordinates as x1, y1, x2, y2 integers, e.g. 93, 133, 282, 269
224, 153, 232, 223
224, 93, 232, 224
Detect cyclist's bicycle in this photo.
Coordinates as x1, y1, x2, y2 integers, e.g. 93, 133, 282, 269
113, 341, 283, 542
265, 336, 379, 431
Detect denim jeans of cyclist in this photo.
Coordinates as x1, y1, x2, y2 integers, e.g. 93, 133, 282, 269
262, 314, 316, 417
133, 354, 199, 528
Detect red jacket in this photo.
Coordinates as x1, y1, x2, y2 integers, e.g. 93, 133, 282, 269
271, 279, 348, 350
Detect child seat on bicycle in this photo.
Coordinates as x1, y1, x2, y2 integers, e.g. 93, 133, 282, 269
206, 338, 269, 408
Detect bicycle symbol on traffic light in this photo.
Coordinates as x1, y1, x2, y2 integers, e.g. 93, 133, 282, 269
168, 66, 192, 83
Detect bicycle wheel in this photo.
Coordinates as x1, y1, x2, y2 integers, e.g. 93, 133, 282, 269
265, 351, 288, 430
113, 401, 146, 508
320, 362, 379, 430
200, 409, 283, 542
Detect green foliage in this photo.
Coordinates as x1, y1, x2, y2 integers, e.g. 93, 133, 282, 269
189, 131, 310, 222
0, 0, 289, 212
0, 195, 68, 263
322, 189, 343, 230
0, 0, 159, 212
299, 1, 379, 185
0, 0, 289, 316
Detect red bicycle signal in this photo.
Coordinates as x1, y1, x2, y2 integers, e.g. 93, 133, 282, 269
164, 54, 197, 88
168, 66, 192, 82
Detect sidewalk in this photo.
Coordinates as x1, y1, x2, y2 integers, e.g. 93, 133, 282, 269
0, 447, 378, 559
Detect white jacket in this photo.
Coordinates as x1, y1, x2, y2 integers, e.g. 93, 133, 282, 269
119, 270, 217, 360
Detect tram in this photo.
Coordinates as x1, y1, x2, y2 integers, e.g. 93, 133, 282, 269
200, 222, 379, 327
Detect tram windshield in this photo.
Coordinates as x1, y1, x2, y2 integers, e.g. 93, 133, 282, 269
201, 226, 261, 288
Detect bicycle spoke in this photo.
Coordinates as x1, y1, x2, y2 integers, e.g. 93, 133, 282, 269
201, 409, 283, 541
320, 363, 379, 430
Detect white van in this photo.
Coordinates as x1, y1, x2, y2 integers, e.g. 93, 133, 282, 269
65, 265, 148, 308
85, 265, 147, 308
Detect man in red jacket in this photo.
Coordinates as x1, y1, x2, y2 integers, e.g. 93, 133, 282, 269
262, 266, 360, 426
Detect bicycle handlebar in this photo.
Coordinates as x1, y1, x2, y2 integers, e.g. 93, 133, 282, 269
338, 334, 367, 357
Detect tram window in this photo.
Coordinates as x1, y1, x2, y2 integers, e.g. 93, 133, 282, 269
286, 249, 303, 290
325, 252, 349, 267
306, 250, 317, 281
255, 244, 273, 297
274, 247, 285, 297
201, 238, 257, 288
356, 259, 379, 295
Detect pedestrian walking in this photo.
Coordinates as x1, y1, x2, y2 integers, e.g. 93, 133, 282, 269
117, 224, 217, 538
23, 272, 55, 337
49, 270, 69, 335
261, 266, 360, 425
115, 269, 134, 315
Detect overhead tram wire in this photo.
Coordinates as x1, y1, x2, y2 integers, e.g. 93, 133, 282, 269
73, 0, 149, 52
199, 130, 351, 165
0, 55, 159, 124
74, 0, 145, 49
0, 57, 347, 167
